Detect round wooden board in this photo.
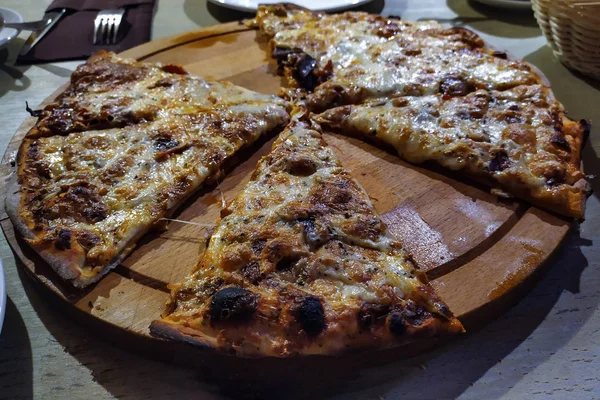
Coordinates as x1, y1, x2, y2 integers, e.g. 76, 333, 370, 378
1, 22, 572, 361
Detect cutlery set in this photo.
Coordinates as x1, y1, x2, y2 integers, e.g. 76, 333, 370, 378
5, 8, 126, 56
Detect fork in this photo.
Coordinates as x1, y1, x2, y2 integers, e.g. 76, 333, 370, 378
93, 9, 125, 45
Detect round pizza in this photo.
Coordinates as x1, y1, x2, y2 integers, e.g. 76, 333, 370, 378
5, 4, 591, 358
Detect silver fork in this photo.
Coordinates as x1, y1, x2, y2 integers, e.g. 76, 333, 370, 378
93, 9, 125, 45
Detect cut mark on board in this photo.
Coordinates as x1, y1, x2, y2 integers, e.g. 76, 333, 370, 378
114, 264, 170, 293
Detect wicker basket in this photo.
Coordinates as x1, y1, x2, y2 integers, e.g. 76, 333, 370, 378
532, 0, 600, 79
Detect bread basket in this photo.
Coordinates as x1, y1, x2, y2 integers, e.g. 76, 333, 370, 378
532, 0, 600, 79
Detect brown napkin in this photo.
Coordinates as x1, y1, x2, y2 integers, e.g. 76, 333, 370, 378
17, 0, 156, 64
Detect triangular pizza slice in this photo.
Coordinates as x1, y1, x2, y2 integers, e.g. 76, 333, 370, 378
150, 111, 463, 357
7, 52, 290, 288
313, 85, 590, 219
252, 4, 542, 111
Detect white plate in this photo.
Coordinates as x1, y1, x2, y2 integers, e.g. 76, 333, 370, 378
0, 258, 5, 335
0, 7, 23, 49
471, 0, 532, 10
208, 0, 375, 12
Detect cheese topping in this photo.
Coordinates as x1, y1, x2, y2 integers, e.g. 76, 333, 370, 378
315, 84, 587, 217
15, 51, 290, 286
255, 4, 589, 218
254, 6, 540, 110
157, 112, 463, 356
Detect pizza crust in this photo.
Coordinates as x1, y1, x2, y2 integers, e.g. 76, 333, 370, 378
6, 171, 81, 283
149, 320, 219, 352
150, 316, 463, 358
5, 171, 129, 287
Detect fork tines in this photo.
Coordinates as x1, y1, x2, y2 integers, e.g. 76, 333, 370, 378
93, 9, 126, 46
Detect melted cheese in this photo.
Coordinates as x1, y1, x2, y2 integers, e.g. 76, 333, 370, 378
256, 7, 539, 110
18, 52, 290, 284
159, 114, 460, 356
315, 84, 585, 216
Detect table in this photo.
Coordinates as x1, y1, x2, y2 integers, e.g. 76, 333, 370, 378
0, 1, 598, 399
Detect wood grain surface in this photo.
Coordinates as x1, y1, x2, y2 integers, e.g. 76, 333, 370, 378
0, 21, 573, 355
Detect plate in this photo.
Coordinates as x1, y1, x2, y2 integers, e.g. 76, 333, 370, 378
0, 7, 23, 49
0, 258, 5, 334
471, 0, 532, 10
207, 0, 375, 12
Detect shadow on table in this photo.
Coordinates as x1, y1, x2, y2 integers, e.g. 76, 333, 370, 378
445, 0, 540, 38
14, 223, 595, 399
0, 296, 33, 400
0, 40, 32, 98
583, 144, 600, 203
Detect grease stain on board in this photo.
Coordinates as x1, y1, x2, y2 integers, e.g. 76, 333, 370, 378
488, 237, 544, 299
455, 197, 504, 239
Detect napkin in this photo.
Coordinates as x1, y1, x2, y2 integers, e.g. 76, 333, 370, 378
17, 0, 156, 64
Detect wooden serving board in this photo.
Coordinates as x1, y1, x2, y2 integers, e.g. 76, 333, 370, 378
1, 22, 571, 360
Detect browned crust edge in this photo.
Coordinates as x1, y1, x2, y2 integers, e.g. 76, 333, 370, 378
5, 171, 126, 288
315, 119, 588, 220
149, 317, 464, 358
149, 320, 222, 353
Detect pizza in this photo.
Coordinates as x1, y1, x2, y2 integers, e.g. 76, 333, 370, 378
251, 4, 590, 219
150, 111, 464, 356
313, 85, 590, 219
6, 51, 290, 288
6, 3, 592, 359
252, 4, 542, 111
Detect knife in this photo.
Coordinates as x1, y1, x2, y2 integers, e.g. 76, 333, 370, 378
18, 9, 67, 57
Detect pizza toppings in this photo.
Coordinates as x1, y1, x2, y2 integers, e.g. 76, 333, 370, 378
387, 313, 408, 336
253, 5, 542, 110
488, 151, 510, 172
314, 83, 590, 218
439, 76, 476, 97
358, 303, 390, 331
151, 112, 463, 356
292, 296, 326, 337
55, 228, 73, 251
209, 287, 259, 324
274, 46, 333, 91
294, 53, 319, 90
551, 136, 571, 151
8, 51, 290, 287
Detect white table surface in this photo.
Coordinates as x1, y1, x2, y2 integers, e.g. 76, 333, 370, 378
0, 1, 598, 399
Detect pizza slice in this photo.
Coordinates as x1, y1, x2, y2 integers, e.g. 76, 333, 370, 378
150, 110, 464, 357
313, 85, 591, 219
252, 4, 542, 111
30, 51, 285, 137
7, 52, 290, 288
